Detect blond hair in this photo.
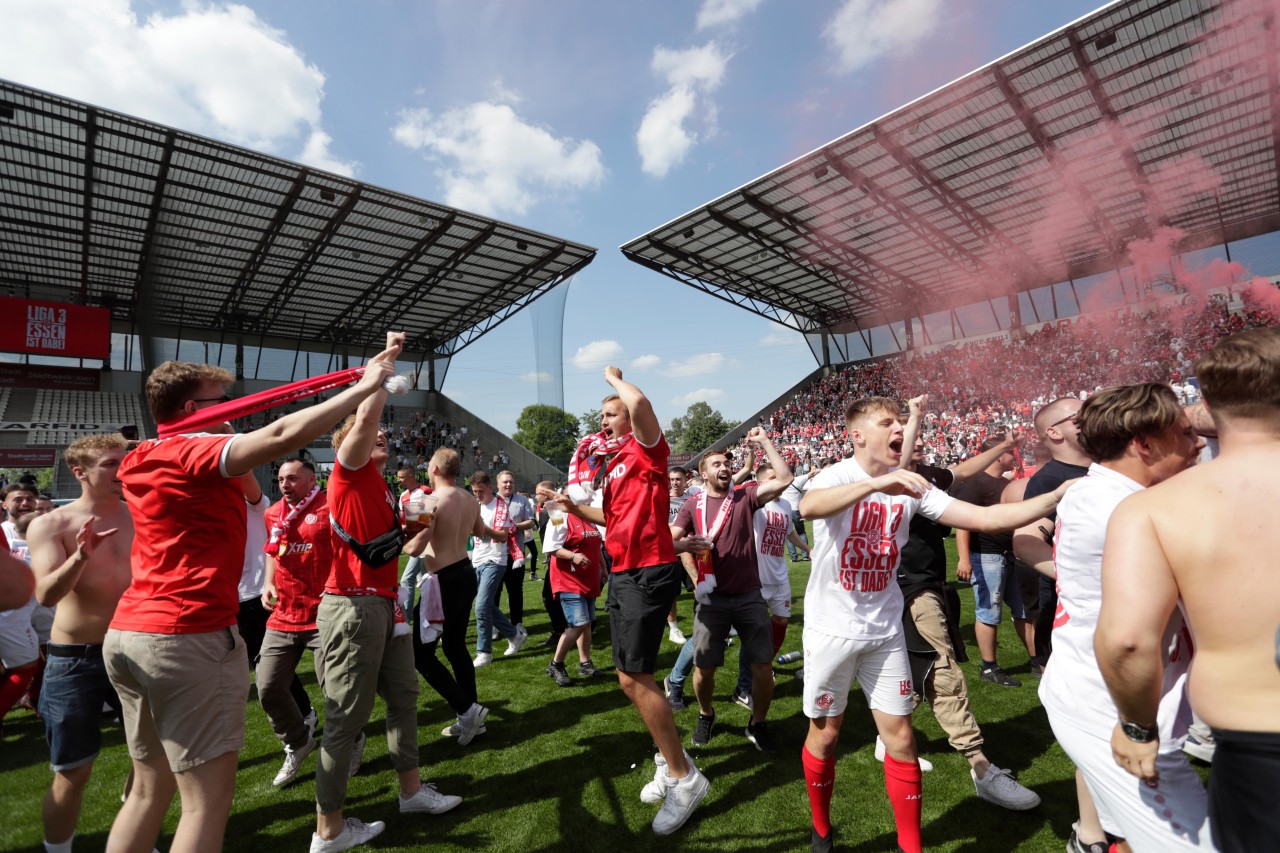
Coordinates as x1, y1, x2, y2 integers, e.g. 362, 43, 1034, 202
145, 360, 233, 423
844, 396, 900, 426
430, 447, 460, 479
330, 414, 358, 450
64, 433, 128, 473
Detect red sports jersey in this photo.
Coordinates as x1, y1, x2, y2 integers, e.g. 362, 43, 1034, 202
548, 513, 604, 597
264, 492, 332, 631
325, 459, 399, 598
111, 434, 246, 634
602, 432, 676, 572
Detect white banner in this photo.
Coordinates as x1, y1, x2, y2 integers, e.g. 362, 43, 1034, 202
0, 421, 129, 432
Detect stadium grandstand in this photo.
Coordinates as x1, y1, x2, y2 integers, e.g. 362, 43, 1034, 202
622, 0, 1280, 461
0, 78, 595, 496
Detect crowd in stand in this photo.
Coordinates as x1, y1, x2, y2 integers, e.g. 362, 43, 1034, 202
739, 296, 1278, 471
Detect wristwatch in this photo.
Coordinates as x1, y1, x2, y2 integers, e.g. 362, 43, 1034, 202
1120, 719, 1158, 743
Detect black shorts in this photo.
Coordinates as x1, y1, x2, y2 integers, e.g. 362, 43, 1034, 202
693, 590, 773, 668
1209, 727, 1280, 853
606, 562, 682, 674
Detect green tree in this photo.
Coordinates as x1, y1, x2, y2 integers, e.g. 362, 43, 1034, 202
513, 404, 581, 468
667, 401, 739, 455
578, 408, 602, 435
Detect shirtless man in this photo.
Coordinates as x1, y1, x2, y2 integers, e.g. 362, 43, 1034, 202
404, 447, 491, 745
1097, 327, 1280, 853
28, 434, 134, 853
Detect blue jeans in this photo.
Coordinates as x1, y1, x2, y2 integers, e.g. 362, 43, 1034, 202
736, 642, 754, 696
972, 552, 1027, 625
788, 513, 808, 561
474, 560, 517, 654
667, 636, 696, 691
400, 556, 424, 605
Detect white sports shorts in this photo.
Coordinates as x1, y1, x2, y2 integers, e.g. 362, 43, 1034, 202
0, 598, 40, 668
1049, 714, 1213, 850
802, 626, 913, 718
760, 582, 791, 619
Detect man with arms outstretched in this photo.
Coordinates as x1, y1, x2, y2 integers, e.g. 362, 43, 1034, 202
540, 366, 711, 835
799, 396, 1071, 853
102, 337, 401, 853
28, 434, 133, 853
1097, 328, 1280, 853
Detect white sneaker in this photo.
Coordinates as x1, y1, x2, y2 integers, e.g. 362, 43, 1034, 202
472, 652, 493, 668
874, 736, 934, 772
308, 817, 385, 853
456, 703, 489, 746
348, 732, 366, 778
441, 722, 487, 737
273, 735, 317, 787
668, 624, 687, 645
504, 624, 528, 656
490, 627, 499, 641
640, 752, 669, 804
399, 781, 463, 814
973, 764, 1040, 810
652, 763, 710, 835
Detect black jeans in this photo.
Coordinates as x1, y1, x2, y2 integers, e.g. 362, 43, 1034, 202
491, 554, 525, 626
413, 559, 479, 714
1034, 574, 1057, 664
542, 574, 568, 638
238, 597, 312, 715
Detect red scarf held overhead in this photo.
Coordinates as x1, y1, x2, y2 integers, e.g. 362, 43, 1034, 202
491, 495, 524, 563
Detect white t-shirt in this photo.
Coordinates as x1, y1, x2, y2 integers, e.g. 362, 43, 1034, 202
1040, 464, 1193, 750
1, 520, 18, 546
780, 473, 811, 513
805, 456, 954, 640
753, 498, 794, 587
473, 497, 509, 565
238, 493, 271, 601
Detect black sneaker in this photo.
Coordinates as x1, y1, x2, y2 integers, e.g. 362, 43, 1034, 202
745, 720, 775, 753
546, 661, 572, 687
577, 660, 605, 679
664, 675, 687, 711
811, 826, 834, 853
692, 712, 716, 746
980, 665, 1022, 687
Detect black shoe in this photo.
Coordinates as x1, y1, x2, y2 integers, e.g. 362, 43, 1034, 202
539, 633, 560, 649
1029, 661, 1045, 676
577, 660, 605, 679
745, 720, 775, 753
811, 827, 834, 853
528, 573, 539, 581
546, 661, 572, 687
692, 712, 716, 746
980, 665, 1022, 687
663, 675, 687, 711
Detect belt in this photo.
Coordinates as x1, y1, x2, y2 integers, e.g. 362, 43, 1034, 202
47, 643, 104, 658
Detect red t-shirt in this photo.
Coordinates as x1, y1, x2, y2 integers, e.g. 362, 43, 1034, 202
264, 492, 332, 631
602, 432, 676, 572
673, 481, 762, 594
548, 514, 604, 597
111, 434, 246, 634
325, 459, 399, 598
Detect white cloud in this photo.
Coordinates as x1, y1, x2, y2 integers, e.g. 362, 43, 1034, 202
636, 42, 731, 177
630, 354, 662, 370
393, 101, 605, 217
697, 0, 766, 30
519, 370, 553, 383
824, 0, 943, 75
0, 0, 356, 173
570, 339, 624, 369
672, 387, 726, 406
663, 352, 726, 377
758, 330, 797, 346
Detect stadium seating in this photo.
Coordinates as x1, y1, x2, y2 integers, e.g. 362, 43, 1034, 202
27, 389, 146, 447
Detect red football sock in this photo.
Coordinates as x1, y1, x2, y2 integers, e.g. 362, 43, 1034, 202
0, 666, 36, 719
884, 753, 923, 853
770, 620, 788, 659
802, 744, 836, 837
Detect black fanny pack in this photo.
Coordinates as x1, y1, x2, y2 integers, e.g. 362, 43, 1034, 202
330, 485, 404, 568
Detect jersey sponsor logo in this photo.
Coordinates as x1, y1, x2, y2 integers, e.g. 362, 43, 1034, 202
607, 462, 628, 481
837, 500, 905, 593
815, 692, 835, 710
283, 542, 314, 556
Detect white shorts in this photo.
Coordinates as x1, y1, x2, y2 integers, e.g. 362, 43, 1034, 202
760, 582, 791, 619
1049, 715, 1213, 850
0, 598, 40, 668
30, 604, 54, 645
802, 626, 913, 718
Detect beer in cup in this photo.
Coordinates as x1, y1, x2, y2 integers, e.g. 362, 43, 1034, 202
405, 497, 425, 522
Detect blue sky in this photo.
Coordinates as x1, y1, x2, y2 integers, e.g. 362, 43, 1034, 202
2, 0, 1105, 432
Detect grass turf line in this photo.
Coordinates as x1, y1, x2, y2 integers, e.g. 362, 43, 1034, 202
2, 538, 1093, 852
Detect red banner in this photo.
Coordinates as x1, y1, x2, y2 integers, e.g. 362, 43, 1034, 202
0, 362, 100, 391
0, 448, 57, 467
0, 297, 110, 359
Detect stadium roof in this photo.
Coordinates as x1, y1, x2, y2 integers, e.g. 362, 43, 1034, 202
622, 0, 1280, 334
0, 78, 595, 361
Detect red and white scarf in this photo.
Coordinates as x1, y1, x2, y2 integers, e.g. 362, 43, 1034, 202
566, 429, 632, 502
264, 485, 321, 556
691, 488, 736, 602
491, 495, 525, 564
156, 367, 408, 438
